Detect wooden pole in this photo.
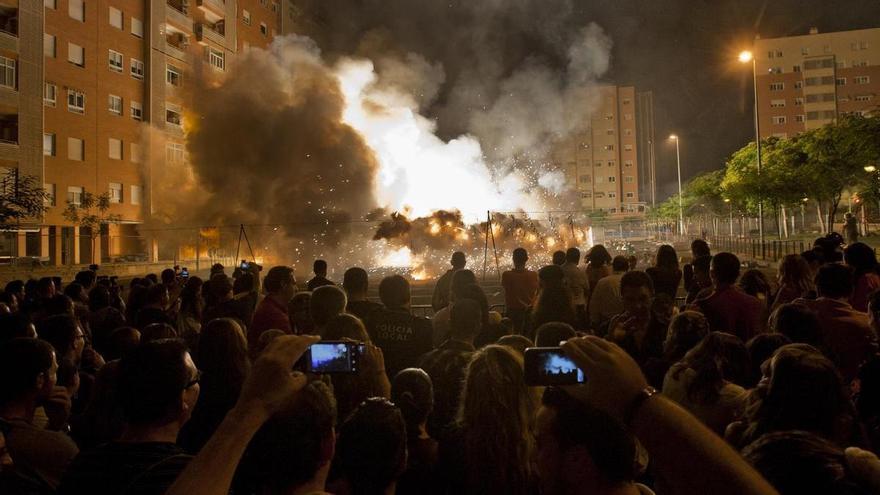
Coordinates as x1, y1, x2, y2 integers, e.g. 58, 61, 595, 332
483, 211, 490, 282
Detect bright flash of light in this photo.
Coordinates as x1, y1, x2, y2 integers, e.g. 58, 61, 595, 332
430, 222, 441, 235
546, 237, 557, 248
738, 50, 753, 63
377, 246, 413, 267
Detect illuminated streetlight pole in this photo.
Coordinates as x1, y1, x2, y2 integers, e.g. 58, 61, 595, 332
669, 134, 685, 236
724, 198, 733, 236
739, 50, 765, 248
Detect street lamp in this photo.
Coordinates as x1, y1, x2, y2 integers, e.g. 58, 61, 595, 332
669, 134, 685, 236
738, 50, 765, 247
724, 198, 733, 236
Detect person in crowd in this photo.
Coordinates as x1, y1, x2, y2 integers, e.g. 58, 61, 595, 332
856, 355, 880, 450
460, 283, 506, 348
367, 275, 433, 378
307, 259, 336, 292
74, 270, 97, 293
179, 319, 249, 454
253, 329, 286, 357
432, 251, 466, 312
141, 322, 178, 343
202, 274, 250, 329
743, 430, 875, 495
627, 255, 639, 271
235, 381, 336, 495
738, 269, 773, 311
501, 248, 540, 335
161, 269, 182, 309
497, 335, 534, 356
343, 267, 383, 321
795, 263, 876, 382
432, 269, 478, 345
552, 250, 566, 266
288, 291, 314, 335
683, 239, 711, 293
88, 286, 124, 355
692, 252, 765, 342
531, 265, 577, 336
176, 277, 204, 352
58, 339, 200, 495
392, 369, 439, 495
0, 313, 36, 344
329, 398, 408, 495
249, 266, 297, 349
0, 338, 78, 491
662, 332, 749, 434
535, 322, 577, 347
745, 333, 791, 387
420, 299, 481, 435
231, 272, 259, 327
321, 314, 390, 423
104, 327, 140, 361
438, 345, 536, 495
310, 285, 348, 335
844, 212, 860, 245
845, 242, 880, 312
684, 255, 712, 304
69, 361, 125, 452
562, 247, 590, 328
769, 302, 823, 349
607, 271, 665, 366
37, 314, 85, 367
536, 387, 649, 495
869, 290, 880, 336
642, 310, 709, 388
772, 254, 815, 311
585, 245, 613, 293
727, 344, 858, 449
135, 284, 175, 329
646, 244, 682, 300
816, 234, 846, 264
588, 255, 628, 333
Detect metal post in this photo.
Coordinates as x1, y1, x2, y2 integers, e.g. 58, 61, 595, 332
673, 137, 685, 236
752, 57, 765, 248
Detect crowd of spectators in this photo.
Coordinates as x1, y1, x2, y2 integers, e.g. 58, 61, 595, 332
2, 234, 880, 495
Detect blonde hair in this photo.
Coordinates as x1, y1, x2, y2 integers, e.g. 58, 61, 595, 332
458, 345, 536, 495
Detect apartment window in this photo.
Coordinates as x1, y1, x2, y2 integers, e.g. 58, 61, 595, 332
67, 138, 84, 161
607, 160, 616, 167
805, 76, 834, 86
242, 9, 251, 25
68, 43, 85, 67
44, 184, 55, 207
794, 81, 803, 89
767, 51, 774, 59
166, 105, 182, 126
595, 192, 605, 199
775, 50, 783, 57
772, 116, 787, 125
793, 65, 801, 72
67, 186, 83, 205
605, 113, 613, 120
580, 192, 590, 199
67, 89, 85, 114
624, 129, 632, 136
109, 182, 122, 203
608, 192, 617, 198
166, 64, 182, 86
624, 113, 632, 121
624, 160, 633, 167
837, 77, 846, 86
44, 83, 56, 106
260, 22, 268, 36
0, 57, 14, 89
109, 6, 122, 29
623, 144, 633, 151
69, 0, 84, 21
608, 176, 616, 183
837, 61, 847, 69
806, 93, 835, 103
606, 129, 614, 135
795, 97, 804, 106
44, 0, 56, 9
206, 48, 224, 71
622, 98, 631, 105
43, 133, 55, 156
855, 76, 871, 85
770, 99, 786, 108
130, 143, 141, 163
108, 50, 123, 72
624, 176, 634, 184
130, 59, 144, 79
130, 185, 141, 205
804, 58, 834, 70
771, 67, 783, 74
823, 45, 831, 54
579, 175, 591, 183
131, 18, 143, 37
44, 34, 56, 57
108, 94, 122, 115
166, 142, 186, 163
855, 95, 874, 102
594, 161, 602, 167
108, 138, 123, 160
130, 100, 142, 121
604, 144, 614, 151
801, 47, 809, 55
626, 192, 634, 199
769, 82, 784, 91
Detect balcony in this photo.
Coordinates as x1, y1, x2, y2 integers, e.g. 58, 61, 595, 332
165, 1, 192, 32
196, 0, 224, 16
195, 22, 224, 45
164, 34, 189, 61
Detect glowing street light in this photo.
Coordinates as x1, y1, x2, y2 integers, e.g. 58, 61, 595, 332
738, 48, 764, 247
724, 198, 733, 236
738, 50, 753, 63
865, 165, 877, 173
669, 134, 685, 236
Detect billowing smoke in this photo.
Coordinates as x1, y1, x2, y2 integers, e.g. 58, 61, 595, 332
146, 0, 614, 273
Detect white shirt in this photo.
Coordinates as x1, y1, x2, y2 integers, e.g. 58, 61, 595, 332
589, 271, 625, 327
562, 262, 589, 306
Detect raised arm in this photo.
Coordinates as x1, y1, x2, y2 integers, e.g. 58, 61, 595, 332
165, 334, 320, 495
562, 336, 778, 495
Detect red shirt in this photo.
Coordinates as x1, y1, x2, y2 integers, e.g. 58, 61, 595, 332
798, 297, 877, 382
248, 296, 291, 350
693, 286, 765, 342
501, 269, 539, 310
851, 273, 880, 313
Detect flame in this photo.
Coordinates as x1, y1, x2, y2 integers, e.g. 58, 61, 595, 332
546, 237, 557, 248
411, 267, 430, 281
378, 246, 413, 267
430, 222, 441, 235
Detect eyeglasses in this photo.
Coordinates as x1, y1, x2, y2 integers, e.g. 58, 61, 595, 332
184, 370, 201, 390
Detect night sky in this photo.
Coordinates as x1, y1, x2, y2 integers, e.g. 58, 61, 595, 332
580, 0, 880, 199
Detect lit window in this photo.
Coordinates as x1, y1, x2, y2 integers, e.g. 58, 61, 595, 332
166, 64, 183, 86
67, 89, 85, 114
131, 59, 144, 79
623, 144, 633, 151
772, 116, 787, 125
109, 182, 123, 203
44, 83, 57, 106
67, 186, 84, 205
109, 50, 124, 72
68, 43, 85, 67
109, 7, 123, 29
242, 9, 251, 25
166, 105, 182, 126
855, 76, 871, 84
769, 82, 784, 91
770, 99, 786, 108
108, 94, 123, 115
130, 101, 143, 121
43, 133, 55, 156
44, 184, 56, 206
0, 56, 15, 89
206, 47, 224, 71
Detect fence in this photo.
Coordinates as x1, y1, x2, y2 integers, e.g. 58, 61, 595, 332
707, 235, 806, 262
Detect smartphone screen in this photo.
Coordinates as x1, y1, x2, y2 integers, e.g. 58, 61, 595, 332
524, 347, 585, 386
307, 342, 363, 374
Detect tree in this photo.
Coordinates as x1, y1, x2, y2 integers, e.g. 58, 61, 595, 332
0, 169, 48, 225
63, 192, 122, 263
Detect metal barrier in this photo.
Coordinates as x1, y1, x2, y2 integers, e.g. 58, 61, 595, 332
707, 236, 806, 262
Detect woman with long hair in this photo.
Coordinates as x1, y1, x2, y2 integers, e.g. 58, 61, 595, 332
772, 254, 815, 311
321, 313, 390, 422
643, 310, 709, 388
439, 345, 536, 495
530, 266, 577, 337
738, 269, 773, 310
393, 368, 439, 495
662, 332, 750, 434
845, 242, 880, 312
646, 244, 682, 299
585, 244, 613, 292
177, 276, 204, 354
178, 318, 249, 453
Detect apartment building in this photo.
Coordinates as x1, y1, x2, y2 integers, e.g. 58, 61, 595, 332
754, 27, 880, 140
552, 85, 644, 216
